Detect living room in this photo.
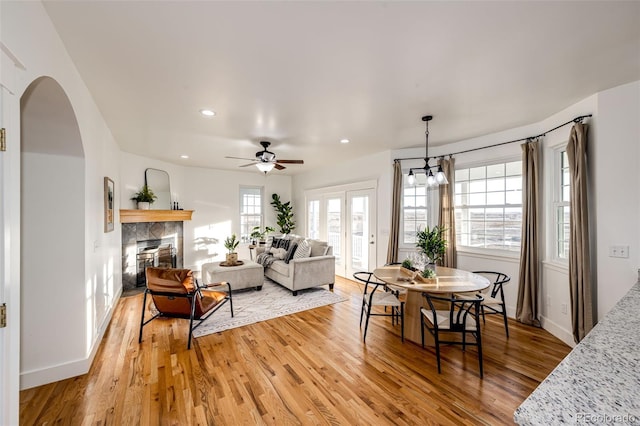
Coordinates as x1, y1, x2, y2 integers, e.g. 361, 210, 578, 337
2, 1, 640, 424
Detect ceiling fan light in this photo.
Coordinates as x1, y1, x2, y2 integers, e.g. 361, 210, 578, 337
256, 162, 275, 173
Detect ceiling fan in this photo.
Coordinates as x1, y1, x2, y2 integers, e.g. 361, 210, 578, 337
225, 141, 304, 173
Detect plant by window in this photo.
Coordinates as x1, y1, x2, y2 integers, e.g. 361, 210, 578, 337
271, 193, 296, 234
130, 185, 157, 203
416, 225, 446, 264
250, 226, 275, 241
224, 234, 239, 254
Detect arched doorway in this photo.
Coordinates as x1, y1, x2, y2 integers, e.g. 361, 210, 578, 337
20, 76, 85, 388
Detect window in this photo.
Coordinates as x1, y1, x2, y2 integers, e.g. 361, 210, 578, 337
240, 187, 263, 243
455, 161, 522, 251
402, 173, 428, 244
555, 150, 570, 259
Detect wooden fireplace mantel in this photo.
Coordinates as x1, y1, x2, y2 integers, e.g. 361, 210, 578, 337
119, 209, 194, 223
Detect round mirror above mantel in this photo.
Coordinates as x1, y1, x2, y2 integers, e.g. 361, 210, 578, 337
119, 209, 193, 223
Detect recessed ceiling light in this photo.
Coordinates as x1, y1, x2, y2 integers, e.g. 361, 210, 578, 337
200, 109, 216, 117
180, 155, 189, 159
340, 138, 350, 144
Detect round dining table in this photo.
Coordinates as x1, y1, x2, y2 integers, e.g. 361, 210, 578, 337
372, 265, 490, 345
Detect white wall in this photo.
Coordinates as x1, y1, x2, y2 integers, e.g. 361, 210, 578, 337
119, 152, 292, 271
21, 152, 85, 382
3, 2, 123, 389
593, 81, 640, 319
292, 150, 392, 267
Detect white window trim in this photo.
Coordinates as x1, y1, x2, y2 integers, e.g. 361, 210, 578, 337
551, 144, 570, 264
454, 156, 523, 253
239, 185, 264, 243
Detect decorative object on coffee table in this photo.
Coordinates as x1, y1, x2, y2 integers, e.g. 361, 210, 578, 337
130, 184, 157, 210
224, 234, 240, 265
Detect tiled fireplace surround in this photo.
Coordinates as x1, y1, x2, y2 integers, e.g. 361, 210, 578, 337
121, 221, 184, 291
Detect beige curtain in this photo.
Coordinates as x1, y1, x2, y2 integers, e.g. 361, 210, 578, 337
386, 160, 402, 264
516, 139, 541, 327
438, 157, 456, 268
567, 123, 594, 343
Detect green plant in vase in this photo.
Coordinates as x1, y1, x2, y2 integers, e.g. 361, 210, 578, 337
415, 225, 446, 267
224, 234, 240, 265
130, 184, 157, 209
271, 193, 296, 234
250, 226, 276, 244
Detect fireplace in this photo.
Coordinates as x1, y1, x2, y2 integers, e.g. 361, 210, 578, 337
122, 221, 184, 291
136, 239, 176, 286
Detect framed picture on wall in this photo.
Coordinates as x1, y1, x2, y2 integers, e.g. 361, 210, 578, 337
104, 176, 115, 233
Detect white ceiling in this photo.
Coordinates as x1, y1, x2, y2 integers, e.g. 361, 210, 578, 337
42, 1, 640, 175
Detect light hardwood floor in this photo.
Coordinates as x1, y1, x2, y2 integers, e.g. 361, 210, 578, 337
20, 276, 570, 425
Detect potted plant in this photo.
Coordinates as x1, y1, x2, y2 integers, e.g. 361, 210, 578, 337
415, 225, 446, 272
415, 266, 438, 284
224, 234, 240, 265
131, 184, 157, 210
250, 226, 275, 245
271, 193, 295, 234
399, 258, 417, 278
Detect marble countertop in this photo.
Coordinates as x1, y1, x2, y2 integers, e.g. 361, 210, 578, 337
514, 282, 640, 425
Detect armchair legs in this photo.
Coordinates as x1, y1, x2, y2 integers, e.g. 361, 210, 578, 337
139, 284, 233, 350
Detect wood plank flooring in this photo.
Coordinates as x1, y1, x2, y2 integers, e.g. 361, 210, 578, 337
20, 276, 571, 425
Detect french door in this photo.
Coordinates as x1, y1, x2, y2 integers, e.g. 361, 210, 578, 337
306, 184, 376, 279
345, 189, 376, 278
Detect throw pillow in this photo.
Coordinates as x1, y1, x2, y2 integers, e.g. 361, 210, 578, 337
293, 239, 311, 260
264, 235, 274, 252
279, 238, 291, 250
271, 247, 287, 260
284, 242, 298, 264
309, 240, 329, 257
272, 237, 283, 249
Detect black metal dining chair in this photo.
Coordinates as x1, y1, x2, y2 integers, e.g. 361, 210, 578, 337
471, 271, 511, 338
420, 292, 484, 378
354, 271, 404, 343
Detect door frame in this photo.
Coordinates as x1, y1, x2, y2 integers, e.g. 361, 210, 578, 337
304, 180, 377, 278
345, 188, 377, 278
1, 45, 23, 426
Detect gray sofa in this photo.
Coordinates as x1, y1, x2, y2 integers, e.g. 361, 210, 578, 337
256, 236, 335, 295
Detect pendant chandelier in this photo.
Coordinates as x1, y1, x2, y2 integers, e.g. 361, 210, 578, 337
407, 115, 448, 187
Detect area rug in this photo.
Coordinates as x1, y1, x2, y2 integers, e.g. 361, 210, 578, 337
192, 278, 347, 337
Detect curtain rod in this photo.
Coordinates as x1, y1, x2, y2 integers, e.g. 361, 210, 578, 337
394, 114, 592, 162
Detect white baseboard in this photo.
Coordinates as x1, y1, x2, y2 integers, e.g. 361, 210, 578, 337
540, 315, 575, 348
506, 305, 575, 348
20, 286, 122, 390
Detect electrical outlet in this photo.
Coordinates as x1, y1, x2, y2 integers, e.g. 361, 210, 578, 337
561, 303, 567, 315
609, 245, 630, 258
